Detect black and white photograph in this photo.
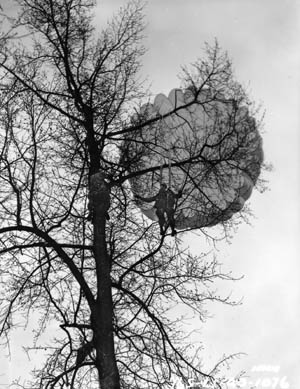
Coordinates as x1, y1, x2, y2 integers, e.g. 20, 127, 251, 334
0, 0, 299, 388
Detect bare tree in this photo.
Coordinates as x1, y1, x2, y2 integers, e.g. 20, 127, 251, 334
0, 1, 264, 388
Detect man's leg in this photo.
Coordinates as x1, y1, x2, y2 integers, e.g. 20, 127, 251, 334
156, 208, 166, 235
166, 208, 177, 236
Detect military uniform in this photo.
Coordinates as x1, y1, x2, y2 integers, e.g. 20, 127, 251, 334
88, 172, 110, 221
136, 184, 182, 236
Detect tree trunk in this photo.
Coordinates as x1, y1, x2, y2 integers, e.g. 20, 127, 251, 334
85, 109, 120, 388
91, 195, 120, 388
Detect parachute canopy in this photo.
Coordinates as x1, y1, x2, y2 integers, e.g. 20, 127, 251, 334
122, 88, 263, 229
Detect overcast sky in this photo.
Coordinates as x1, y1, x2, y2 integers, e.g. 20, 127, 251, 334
1, 0, 299, 388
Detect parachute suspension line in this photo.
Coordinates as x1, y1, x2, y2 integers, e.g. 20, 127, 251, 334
159, 164, 164, 185
168, 150, 172, 188
159, 150, 172, 187
180, 164, 193, 197
151, 171, 155, 190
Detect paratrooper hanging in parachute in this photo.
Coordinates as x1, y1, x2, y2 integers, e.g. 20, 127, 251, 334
135, 183, 182, 236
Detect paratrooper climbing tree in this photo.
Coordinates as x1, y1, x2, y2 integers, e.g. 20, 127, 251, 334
0, 1, 264, 388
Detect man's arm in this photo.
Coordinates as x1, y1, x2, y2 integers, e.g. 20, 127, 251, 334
174, 190, 183, 199
134, 193, 157, 203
